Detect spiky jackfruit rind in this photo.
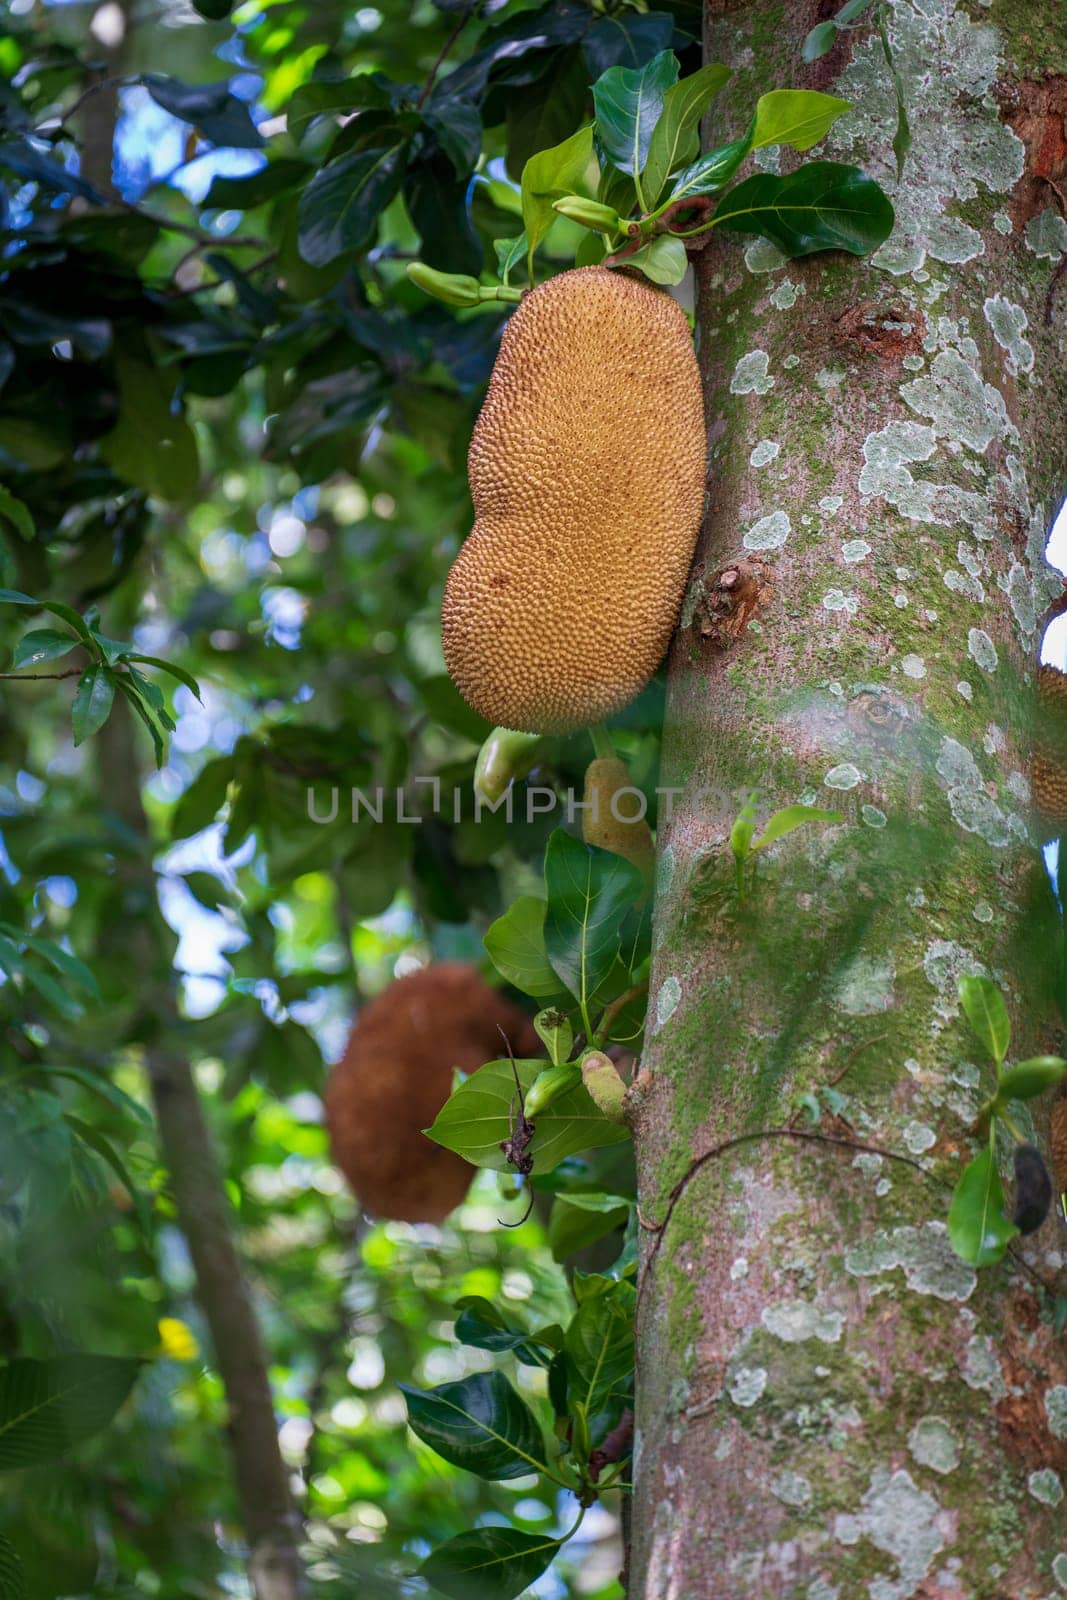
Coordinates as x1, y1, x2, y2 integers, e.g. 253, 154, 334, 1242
325, 963, 540, 1223
1034, 664, 1067, 834
442, 266, 706, 735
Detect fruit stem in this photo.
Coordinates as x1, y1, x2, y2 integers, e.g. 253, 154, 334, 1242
589, 724, 615, 761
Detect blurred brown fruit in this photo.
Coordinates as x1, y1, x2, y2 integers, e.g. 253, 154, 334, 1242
325, 962, 541, 1223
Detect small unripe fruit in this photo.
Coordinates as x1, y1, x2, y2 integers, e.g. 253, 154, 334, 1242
474, 727, 546, 805
406, 262, 483, 307
552, 195, 624, 232
582, 756, 655, 879
581, 1049, 627, 1122
524, 1062, 582, 1117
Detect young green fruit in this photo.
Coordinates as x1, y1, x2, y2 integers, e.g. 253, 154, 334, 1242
581, 1049, 627, 1122
442, 266, 705, 734
524, 1062, 582, 1117
474, 726, 546, 804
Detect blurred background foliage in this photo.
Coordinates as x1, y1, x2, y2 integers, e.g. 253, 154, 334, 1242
0, 0, 703, 1593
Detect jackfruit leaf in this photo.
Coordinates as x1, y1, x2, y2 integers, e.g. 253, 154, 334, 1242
0, 1355, 142, 1469
664, 134, 751, 206
494, 231, 527, 283
751, 804, 843, 852
287, 78, 392, 144
11, 629, 79, 669
947, 1149, 1018, 1267
751, 89, 851, 152
423, 97, 482, 178
564, 1280, 635, 1416
420, 1527, 561, 1600
592, 48, 679, 181
297, 141, 409, 266
801, 20, 839, 61
534, 1008, 573, 1066
959, 975, 1010, 1065
453, 1297, 560, 1366
520, 124, 597, 269
203, 159, 311, 210
712, 161, 894, 258
484, 895, 570, 1001
426, 1057, 629, 1173
582, 12, 675, 79
143, 75, 263, 150
642, 62, 732, 208
71, 666, 116, 747
399, 1371, 550, 1480
170, 755, 235, 840
0, 1534, 26, 1600
993, 1057, 1067, 1106
544, 831, 644, 1008
0, 486, 32, 541
548, 1193, 629, 1262
100, 354, 200, 502
625, 233, 687, 285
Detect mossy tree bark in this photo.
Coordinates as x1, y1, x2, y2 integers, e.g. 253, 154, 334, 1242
630, 3, 1067, 1595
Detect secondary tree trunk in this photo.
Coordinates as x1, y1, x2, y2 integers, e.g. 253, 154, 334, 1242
630, 3, 1067, 1595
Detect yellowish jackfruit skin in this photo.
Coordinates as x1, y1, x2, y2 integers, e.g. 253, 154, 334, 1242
582, 755, 655, 879
442, 266, 706, 735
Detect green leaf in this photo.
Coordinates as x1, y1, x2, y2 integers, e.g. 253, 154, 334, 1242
426, 1057, 629, 1174
642, 62, 732, 207
453, 1297, 559, 1367
0, 486, 33, 541
484, 896, 569, 1001
0, 593, 95, 645
116, 677, 165, 768
549, 1192, 629, 1262
625, 233, 687, 285
420, 1527, 560, 1600
751, 804, 843, 852
296, 142, 408, 267
948, 1148, 1018, 1267
39, 1065, 152, 1127
564, 1280, 635, 1415
493, 231, 527, 284
959, 975, 1011, 1066
544, 831, 643, 1014
121, 653, 202, 701
19, 963, 83, 1020
399, 1371, 549, 1481
665, 135, 751, 205
993, 1057, 1067, 1105
101, 353, 200, 501
802, 20, 839, 61
520, 124, 597, 270
0, 1533, 26, 1600
751, 89, 851, 151
0, 1355, 141, 1469
71, 666, 116, 746
592, 48, 679, 181
171, 756, 236, 840
11, 629, 79, 669
63, 1115, 151, 1233
8, 929, 99, 996
713, 160, 894, 258
534, 1008, 573, 1066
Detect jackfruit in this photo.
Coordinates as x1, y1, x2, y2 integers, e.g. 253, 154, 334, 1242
325, 963, 540, 1223
581, 755, 655, 878
1052, 1099, 1067, 1203
1034, 664, 1067, 835
442, 266, 705, 735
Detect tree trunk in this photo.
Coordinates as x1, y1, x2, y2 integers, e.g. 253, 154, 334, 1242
97, 710, 305, 1600
630, 3, 1067, 1595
